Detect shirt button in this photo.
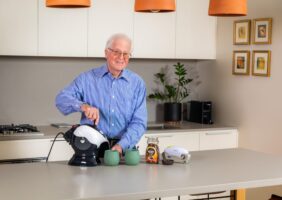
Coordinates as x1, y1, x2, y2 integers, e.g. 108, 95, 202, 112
112, 109, 114, 112
112, 95, 115, 99
112, 123, 114, 126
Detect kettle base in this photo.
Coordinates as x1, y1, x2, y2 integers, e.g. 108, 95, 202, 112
68, 154, 98, 167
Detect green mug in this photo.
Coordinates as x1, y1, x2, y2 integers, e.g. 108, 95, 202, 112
104, 150, 120, 166
125, 149, 140, 166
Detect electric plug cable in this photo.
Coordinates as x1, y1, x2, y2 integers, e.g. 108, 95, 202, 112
46, 132, 65, 163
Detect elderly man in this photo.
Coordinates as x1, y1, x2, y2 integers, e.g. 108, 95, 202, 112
55, 33, 147, 155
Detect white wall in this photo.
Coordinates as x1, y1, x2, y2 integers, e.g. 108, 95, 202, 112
0, 57, 210, 125
205, 0, 282, 198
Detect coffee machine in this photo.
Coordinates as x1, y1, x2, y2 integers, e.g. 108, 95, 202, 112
187, 101, 213, 124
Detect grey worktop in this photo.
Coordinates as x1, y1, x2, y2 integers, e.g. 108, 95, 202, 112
1, 148, 282, 200
0, 122, 237, 141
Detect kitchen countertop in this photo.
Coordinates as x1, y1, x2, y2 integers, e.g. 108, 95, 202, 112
0, 121, 237, 141
1, 148, 282, 200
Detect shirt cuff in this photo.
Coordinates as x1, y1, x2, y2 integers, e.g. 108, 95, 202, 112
74, 102, 84, 112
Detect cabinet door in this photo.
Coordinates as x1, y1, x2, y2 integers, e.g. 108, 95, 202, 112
133, 12, 175, 58
47, 139, 74, 161
0, 0, 37, 56
88, 0, 134, 57
137, 132, 200, 156
0, 139, 50, 160
38, 0, 88, 57
199, 130, 238, 150
157, 132, 199, 153
136, 135, 147, 156
175, 0, 216, 59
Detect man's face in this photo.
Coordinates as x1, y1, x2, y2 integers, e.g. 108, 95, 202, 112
105, 38, 131, 75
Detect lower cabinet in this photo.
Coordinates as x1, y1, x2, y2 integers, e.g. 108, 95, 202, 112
47, 138, 74, 162
0, 138, 74, 162
0, 139, 50, 160
137, 132, 199, 155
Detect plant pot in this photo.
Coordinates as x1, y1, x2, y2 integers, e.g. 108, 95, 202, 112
164, 103, 182, 123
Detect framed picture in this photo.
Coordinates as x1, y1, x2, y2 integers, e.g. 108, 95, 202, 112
252, 51, 271, 76
233, 20, 251, 45
253, 18, 272, 44
232, 51, 250, 75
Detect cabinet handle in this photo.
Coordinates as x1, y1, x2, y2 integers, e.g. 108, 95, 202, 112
145, 135, 173, 138
205, 132, 231, 136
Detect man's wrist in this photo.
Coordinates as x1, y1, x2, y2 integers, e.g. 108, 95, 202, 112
80, 104, 89, 112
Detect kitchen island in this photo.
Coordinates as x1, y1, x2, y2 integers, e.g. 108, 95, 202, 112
1, 148, 282, 200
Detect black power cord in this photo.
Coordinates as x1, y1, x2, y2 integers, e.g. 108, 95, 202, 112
46, 132, 65, 163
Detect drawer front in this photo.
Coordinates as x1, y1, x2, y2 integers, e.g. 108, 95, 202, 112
0, 139, 50, 160
157, 133, 199, 153
137, 132, 200, 155
47, 139, 74, 162
199, 130, 238, 150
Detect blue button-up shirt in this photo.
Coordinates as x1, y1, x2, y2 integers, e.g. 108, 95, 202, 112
55, 64, 147, 150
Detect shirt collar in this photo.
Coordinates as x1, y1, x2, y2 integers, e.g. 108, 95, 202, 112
95, 64, 130, 82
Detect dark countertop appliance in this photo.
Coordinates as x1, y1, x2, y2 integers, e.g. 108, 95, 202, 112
187, 101, 213, 124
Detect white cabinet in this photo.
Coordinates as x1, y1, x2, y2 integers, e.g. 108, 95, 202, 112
0, 138, 73, 162
0, 139, 49, 160
88, 0, 134, 57
137, 132, 199, 155
133, 12, 175, 59
0, 0, 216, 59
47, 138, 74, 162
175, 0, 217, 59
199, 129, 238, 150
0, 0, 37, 56
38, 0, 88, 57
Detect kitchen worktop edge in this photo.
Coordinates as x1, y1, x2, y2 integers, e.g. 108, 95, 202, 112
0, 122, 237, 141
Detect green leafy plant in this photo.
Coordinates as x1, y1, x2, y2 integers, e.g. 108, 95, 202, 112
148, 62, 193, 103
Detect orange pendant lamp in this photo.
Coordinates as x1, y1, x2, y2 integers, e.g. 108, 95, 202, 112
46, 0, 91, 8
135, 0, 176, 13
208, 0, 247, 16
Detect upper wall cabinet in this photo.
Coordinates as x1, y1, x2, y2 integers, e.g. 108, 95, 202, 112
0, 0, 216, 59
88, 0, 134, 57
175, 0, 217, 59
38, 0, 88, 57
0, 0, 37, 56
133, 12, 175, 59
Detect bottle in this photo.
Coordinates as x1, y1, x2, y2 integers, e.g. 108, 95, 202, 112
145, 137, 160, 164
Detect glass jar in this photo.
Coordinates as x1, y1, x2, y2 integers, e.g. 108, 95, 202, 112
145, 137, 160, 164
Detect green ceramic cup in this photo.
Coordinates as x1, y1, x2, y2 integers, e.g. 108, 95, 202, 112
125, 149, 140, 166
104, 150, 120, 166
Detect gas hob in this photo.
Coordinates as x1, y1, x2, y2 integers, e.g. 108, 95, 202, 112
0, 124, 44, 136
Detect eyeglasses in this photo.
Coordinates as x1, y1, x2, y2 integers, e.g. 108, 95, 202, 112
107, 48, 131, 59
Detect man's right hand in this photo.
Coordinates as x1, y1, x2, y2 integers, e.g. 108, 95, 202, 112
81, 104, 99, 125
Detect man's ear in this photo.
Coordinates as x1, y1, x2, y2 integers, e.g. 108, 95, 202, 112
104, 49, 108, 57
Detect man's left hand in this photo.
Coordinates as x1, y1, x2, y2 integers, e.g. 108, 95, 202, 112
111, 144, 123, 155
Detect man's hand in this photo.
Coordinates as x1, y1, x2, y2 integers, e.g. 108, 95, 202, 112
81, 104, 99, 125
111, 144, 123, 155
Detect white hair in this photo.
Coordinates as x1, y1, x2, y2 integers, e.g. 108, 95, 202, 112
105, 33, 132, 52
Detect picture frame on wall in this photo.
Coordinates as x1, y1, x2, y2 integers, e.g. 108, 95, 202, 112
252, 50, 271, 77
253, 18, 272, 44
233, 20, 251, 45
232, 50, 250, 75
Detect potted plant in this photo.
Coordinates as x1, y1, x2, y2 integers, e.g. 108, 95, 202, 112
148, 62, 193, 124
